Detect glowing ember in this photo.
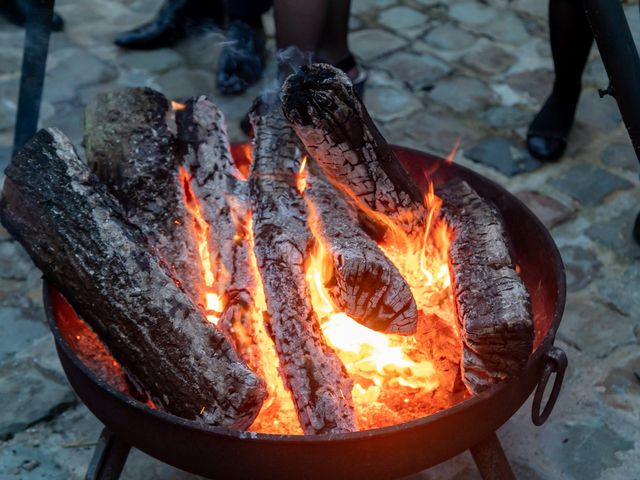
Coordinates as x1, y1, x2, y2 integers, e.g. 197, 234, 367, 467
171, 100, 186, 111
296, 155, 308, 194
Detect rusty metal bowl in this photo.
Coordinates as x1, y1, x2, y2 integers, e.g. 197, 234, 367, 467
44, 146, 567, 480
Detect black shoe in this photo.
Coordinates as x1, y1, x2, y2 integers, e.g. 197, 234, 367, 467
633, 211, 640, 246
114, 0, 223, 50
527, 84, 580, 162
0, 0, 64, 31
216, 20, 266, 96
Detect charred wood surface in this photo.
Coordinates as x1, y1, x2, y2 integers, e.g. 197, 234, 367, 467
0, 129, 266, 429
304, 161, 418, 334
281, 63, 426, 239
438, 179, 533, 394
176, 96, 262, 374
84, 87, 201, 298
249, 99, 356, 434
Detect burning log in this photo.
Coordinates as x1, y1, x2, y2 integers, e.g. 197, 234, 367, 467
175, 95, 262, 374
438, 179, 533, 394
0, 128, 266, 429
249, 98, 356, 434
304, 160, 418, 334
281, 63, 426, 240
84, 87, 201, 300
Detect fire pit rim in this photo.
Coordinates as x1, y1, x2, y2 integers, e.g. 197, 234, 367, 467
43, 144, 566, 443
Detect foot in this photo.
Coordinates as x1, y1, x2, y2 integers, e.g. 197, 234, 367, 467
114, 0, 222, 50
527, 84, 581, 162
216, 20, 266, 96
0, 0, 64, 31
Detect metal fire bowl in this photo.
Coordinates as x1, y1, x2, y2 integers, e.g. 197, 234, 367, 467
44, 146, 567, 480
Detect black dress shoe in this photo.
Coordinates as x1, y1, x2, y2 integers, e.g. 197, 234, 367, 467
216, 20, 266, 96
0, 0, 64, 31
114, 0, 223, 50
526, 131, 567, 162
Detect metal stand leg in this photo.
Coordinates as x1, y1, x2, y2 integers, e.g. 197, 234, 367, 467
469, 433, 516, 480
85, 428, 131, 480
12, 0, 55, 157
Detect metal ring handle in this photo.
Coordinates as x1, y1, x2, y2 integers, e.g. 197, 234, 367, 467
531, 346, 567, 426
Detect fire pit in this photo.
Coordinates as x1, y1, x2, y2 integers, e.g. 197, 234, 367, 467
44, 144, 566, 480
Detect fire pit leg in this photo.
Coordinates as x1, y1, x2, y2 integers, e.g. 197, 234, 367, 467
469, 433, 516, 480
85, 428, 131, 480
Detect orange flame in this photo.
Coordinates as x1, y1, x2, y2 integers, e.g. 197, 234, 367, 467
171, 100, 186, 111
446, 138, 460, 164
296, 155, 308, 194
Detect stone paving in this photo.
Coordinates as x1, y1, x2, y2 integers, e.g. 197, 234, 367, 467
0, 0, 639, 478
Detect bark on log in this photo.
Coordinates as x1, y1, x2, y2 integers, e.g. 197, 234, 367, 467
175, 95, 262, 375
281, 63, 427, 240
0, 128, 266, 429
304, 161, 418, 334
249, 98, 356, 434
84, 87, 201, 300
438, 179, 533, 394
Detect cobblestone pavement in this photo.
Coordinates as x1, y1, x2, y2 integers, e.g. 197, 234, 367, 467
1, 0, 639, 478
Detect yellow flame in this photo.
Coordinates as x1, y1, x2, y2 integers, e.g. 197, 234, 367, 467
296, 155, 308, 194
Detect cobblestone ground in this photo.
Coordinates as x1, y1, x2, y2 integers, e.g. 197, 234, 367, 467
1, 0, 639, 478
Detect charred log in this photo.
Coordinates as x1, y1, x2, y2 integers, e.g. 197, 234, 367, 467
175, 96, 262, 375
249, 98, 356, 434
304, 161, 418, 334
281, 63, 426, 240
0, 129, 266, 429
84, 87, 201, 300
438, 179, 533, 394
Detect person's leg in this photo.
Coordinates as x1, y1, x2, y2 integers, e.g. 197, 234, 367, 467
527, 0, 594, 161
217, 0, 273, 96
0, 0, 64, 31
114, 0, 224, 50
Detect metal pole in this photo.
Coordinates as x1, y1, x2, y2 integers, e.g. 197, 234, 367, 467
582, 0, 640, 163
470, 432, 517, 480
12, 0, 55, 157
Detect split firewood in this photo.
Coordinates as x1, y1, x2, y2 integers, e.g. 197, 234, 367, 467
304, 160, 418, 334
437, 179, 533, 394
0, 128, 266, 429
84, 87, 201, 300
281, 63, 427, 240
175, 95, 262, 375
249, 97, 356, 434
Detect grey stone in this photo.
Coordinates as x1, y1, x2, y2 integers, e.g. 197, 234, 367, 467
429, 76, 494, 113
599, 351, 640, 413
557, 419, 634, 480
0, 338, 75, 440
595, 264, 640, 317
155, 67, 216, 100
584, 59, 608, 87
505, 68, 554, 105
375, 52, 451, 90
550, 165, 633, 207
586, 212, 640, 260
365, 86, 421, 122
118, 48, 183, 73
0, 101, 15, 131
0, 308, 48, 361
515, 190, 576, 229
0, 444, 68, 479
601, 142, 637, 171
465, 137, 542, 176
351, 0, 396, 15
482, 11, 530, 46
449, 2, 498, 25
423, 24, 475, 51
414, 0, 440, 6
462, 44, 516, 75
349, 29, 408, 62
558, 245, 601, 291
0, 145, 10, 172
477, 106, 533, 129
576, 89, 623, 131
378, 6, 427, 32
45, 48, 117, 104
0, 241, 35, 280
0, 48, 21, 75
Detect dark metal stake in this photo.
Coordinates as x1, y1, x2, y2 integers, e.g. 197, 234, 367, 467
85, 428, 131, 480
469, 433, 516, 480
12, 0, 55, 158
583, 0, 640, 161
